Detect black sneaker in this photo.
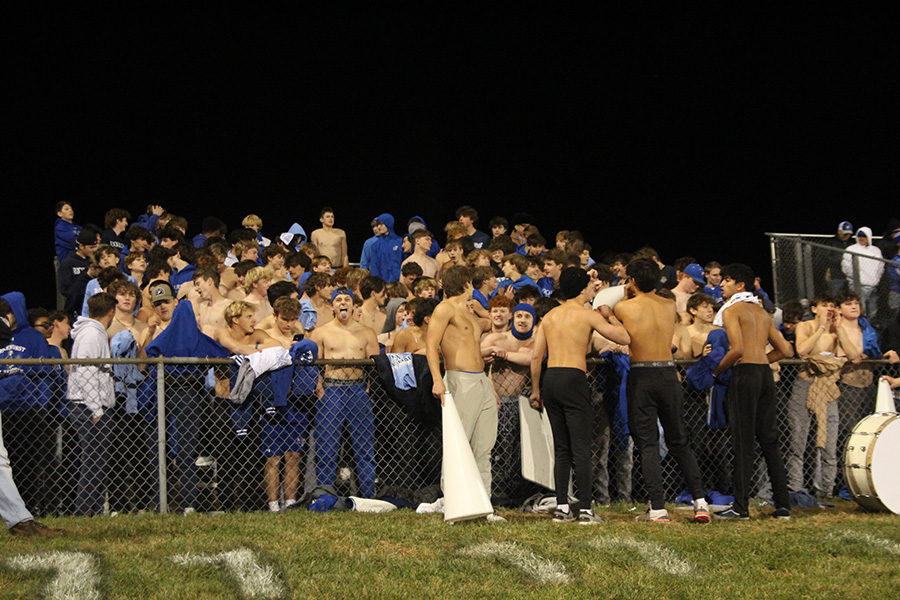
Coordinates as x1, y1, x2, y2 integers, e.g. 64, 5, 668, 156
772, 507, 791, 520
552, 509, 575, 523
577, 511, 604, 525
713, 507, 750, 521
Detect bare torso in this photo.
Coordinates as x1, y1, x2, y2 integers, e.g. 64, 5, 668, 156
615, 292, 677, 362
108, 313, 149, 348
403, 253, 439, 278
392, 325, 427, 354
196, 297, 231, 337
311, 228, 347, 267
433, 298, 485, 372
309, 318, 377, 379
687, 322, 718, 357
722, 302, 777, 365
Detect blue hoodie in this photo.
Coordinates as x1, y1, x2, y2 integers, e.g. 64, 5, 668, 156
360, 213, 403, 282
0, 292, 53, 412
54, 218, 82, 261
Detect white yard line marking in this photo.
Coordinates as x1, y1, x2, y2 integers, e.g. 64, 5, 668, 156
830, 530, 900, 556
589, 537, 695, 576
462, 541, 570, 585
6, 551, 101, 600
171, 548, 286, 599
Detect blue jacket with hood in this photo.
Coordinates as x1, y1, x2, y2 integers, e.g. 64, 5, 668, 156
360, 213, 403, 282
0, 292, 53, 412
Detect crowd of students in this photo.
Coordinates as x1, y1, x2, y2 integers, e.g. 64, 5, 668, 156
1, 203, 898, 533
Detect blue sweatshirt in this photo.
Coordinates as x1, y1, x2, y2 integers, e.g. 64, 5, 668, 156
359, 213, 403, 282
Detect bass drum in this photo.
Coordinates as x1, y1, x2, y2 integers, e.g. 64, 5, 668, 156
843, 412, 900, 514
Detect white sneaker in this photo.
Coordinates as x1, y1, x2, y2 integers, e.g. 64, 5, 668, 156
183, 507, 196, 516
268, 501, 281, 513
486, 512, 507, 524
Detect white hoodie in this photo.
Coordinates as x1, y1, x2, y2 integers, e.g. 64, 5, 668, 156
67, 316, 115, 419
841, 226, 885, 286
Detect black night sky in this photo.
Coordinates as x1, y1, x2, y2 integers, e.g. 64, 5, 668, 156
5, 9, 898, 308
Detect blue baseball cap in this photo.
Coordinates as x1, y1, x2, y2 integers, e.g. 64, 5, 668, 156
684, 263, 705, 285
838, 221, 853, 234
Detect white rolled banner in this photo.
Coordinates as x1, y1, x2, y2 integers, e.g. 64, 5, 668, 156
875, 377, 897, 414
592, 284, 626, 310
518, 396, 555, 490
442, 392, 493, 523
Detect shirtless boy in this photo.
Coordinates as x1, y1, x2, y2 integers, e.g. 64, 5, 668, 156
305, 272, 336, 328
712, 263, 793, 520
213, 301, 280, 356
686, 292, 719, 357
785, 292, 857, 496
262, 296, 307, 512
392, 298, 436, 354
530, 268, 630, 524
192, 267, 232, 336
614, 258, 710, 523
402, 229, 440, 278
308, 287, 379, 497
310, 207, 349, 269
243, 266, 274, 323
358, 276, 387, 334
425, 265, 504, 521
106, 280, 150, 348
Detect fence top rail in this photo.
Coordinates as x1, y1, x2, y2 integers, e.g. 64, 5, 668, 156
767, 231, 885, 241
0, 357, 893, 367
766, 235, 894, 264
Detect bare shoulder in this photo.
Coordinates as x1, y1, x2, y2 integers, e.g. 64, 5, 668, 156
614, 297, 636, 317
433, 300, 454, 319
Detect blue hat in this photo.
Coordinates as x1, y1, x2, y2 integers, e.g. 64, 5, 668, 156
838, 221, 853, 234
511, 302, 536, 340
331, 287, 354, 303
683, 263, 705, 285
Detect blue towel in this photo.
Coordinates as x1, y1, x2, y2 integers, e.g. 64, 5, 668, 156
110, 330, 143, 414
859, 317, 881, 358
685, 329, 731, 429
599, 351, 631, 450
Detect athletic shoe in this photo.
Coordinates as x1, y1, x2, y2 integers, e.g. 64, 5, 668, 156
578, 512, 604, 525
693, 506, 710, 523
772, 507, 791, 520
183, 507, 196, 516
552, 509, 576, 524
635, 509, 670, 522
713, 507, 750, 521
485, 512, 507, 524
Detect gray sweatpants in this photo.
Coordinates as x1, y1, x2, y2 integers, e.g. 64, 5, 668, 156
444, 370, 498, 496
785, 377, 838, 495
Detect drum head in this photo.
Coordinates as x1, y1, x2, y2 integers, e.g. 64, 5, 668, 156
870, 416, 900, 514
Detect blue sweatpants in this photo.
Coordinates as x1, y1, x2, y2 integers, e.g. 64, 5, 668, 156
314, 383, 376, 498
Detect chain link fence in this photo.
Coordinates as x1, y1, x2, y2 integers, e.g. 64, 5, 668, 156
1, 356, 896, 516
767, 233, 898, 327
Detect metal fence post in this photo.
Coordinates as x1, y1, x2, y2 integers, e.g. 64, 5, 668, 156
157, 359, 168, 514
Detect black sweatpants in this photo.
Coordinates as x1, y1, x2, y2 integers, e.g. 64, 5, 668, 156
627, 366, 704, 510
542, 367, 593, 511
727, 364, 790, 515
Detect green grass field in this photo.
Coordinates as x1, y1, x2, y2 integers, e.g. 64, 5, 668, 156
1, 501, 898, 600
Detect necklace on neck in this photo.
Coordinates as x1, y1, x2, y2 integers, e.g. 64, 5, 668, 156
114, 314, 135, 328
